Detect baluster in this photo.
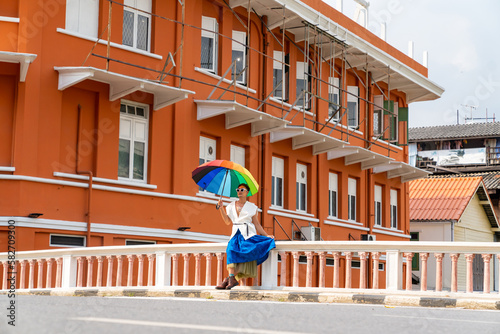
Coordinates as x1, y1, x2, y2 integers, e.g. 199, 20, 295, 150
482, 254, 492, 294
216, 253, 224, 286
333, 252, 340, 288
46, 258, 54, 289
279, 252, 287, 287
403, 253, 413, 291
116, 255, 124, 287
450, 253, 459, 293
86, 256, 94, 287
465, 254, 474, 293
37, 259, 44, 289
96, 256, 104, 287
2, 261, 7, 290
419, 253, 429, 291
127, 255, 135, 287
137, 255, 145, 286
292, 252, 300, 287
345, 252, 352, 289
106, 255, 114, 287
193, 254, 201, 286
20, 260, 27, 289
305, 252, 314, 287
434, 253, 444, 292
55, 258, 62, 288
172, 254, 179, 286
372, 252, 381, 289
147, 254, 154, 286
28, 259, 35, 289
76, 257, 84, 288
359, 252, 368, 289
182, 254, 191, 286
204, 253, 212, 286
318, 252, 326, 288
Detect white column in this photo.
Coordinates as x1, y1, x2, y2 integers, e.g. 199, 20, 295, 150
61, 255, 77, 289
155, 251, 171, 287
386, 250, 402, 291
261, 249, 278, 290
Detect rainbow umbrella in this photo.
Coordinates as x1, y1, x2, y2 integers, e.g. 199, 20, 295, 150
192, 160, 259, 199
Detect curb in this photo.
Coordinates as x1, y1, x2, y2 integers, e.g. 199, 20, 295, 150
3, 288, 500, 310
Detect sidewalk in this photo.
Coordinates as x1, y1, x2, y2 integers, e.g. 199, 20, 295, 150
6, 286, 500, 310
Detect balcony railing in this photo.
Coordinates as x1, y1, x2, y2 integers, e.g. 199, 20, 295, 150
1, 241, 499, 294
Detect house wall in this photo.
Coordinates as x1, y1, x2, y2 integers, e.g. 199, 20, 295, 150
455, 194, 495, 291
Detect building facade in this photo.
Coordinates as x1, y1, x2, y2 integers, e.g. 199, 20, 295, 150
0, 0, 443, 285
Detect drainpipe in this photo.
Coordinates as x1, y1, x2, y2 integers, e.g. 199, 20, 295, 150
451, 220, 455, 242
260, 17, 267, 229
76, 104, 93, 247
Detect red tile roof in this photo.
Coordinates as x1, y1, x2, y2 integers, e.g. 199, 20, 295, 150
409, 177, 483, 221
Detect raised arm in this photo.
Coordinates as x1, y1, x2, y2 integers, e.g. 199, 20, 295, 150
217, 199, 232, 225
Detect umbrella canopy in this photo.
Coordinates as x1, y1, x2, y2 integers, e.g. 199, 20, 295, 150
192, 160, 259, 198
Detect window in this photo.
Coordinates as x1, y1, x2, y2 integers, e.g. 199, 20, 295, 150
119, 102, 148, 182
65, 0, 99, 37
347, 86, 359, 127
273, 51, 286, 99
328, 77, 340, 120
348, 178, 357, 221
328, 172, 338, 217
122, 0, 151, 51
199, 136, 216, 165
296, 62, 309, 109
373, 95, 383, 136
50, 234, 85, 247
296, 163, 307, 212
374, 185, 382, 226
390, 102, 399, 142
230, 144, 245, 167
126, 239, 156, 245
390, 189, 398, 229
232, 31, 246, 84
271, 157, 284, 207
201, 16, 218, 73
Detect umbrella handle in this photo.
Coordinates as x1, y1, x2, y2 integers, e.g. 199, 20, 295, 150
216, 170, 229, 210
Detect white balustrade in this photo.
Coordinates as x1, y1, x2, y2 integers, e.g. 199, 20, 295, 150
0, 241, 498, 295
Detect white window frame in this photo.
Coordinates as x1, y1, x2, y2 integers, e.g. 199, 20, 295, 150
348, 178, 357, 222
122, 0, 152, 52
347, 86, 359, 128
390, 189, 398, 229
328, 77, 340, 120
125, 239, 156, 245
119, 100, 149, 183
296, 61, 309, 109
199, 136, 216, 165
230, 144, 245, 167
328, 172, 338, 218
65, 0, 99, 38
271, 156, 284, 208
296, 163, 307, 212
273, 51, 285, 100
50, 234, 86, 247
391, 102, 399, 142
201, 16, 218, 73
232, 31, 246, 85
373, 95, 383, 136
374, 185, 382, 227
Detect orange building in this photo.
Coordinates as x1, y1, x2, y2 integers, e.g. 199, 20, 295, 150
0, 0, 442, 264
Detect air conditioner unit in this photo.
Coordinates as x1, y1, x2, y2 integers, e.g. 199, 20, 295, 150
300, 226, 321, 241
361, 234, 376, 241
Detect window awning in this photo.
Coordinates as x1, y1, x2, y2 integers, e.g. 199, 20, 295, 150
270, 125, 347, 154
327, 145, 393, 169
386, 162, 430, 183
54, 66, 194, 110
195, 100, 288, 136
0, 51, 37, 82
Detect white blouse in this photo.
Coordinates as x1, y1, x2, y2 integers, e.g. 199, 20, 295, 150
226, 201, 258, 240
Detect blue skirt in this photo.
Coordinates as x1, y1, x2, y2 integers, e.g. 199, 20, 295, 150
226, 230, 276, 265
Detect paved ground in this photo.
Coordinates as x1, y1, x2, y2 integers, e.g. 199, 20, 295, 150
1, 294, 500, 334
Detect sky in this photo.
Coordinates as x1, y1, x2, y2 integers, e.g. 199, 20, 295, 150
326, 0, 500, 128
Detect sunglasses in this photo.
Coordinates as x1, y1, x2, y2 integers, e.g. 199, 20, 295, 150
236, 188, 248, 192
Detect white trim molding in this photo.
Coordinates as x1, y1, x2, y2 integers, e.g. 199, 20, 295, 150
54, 172, 158, 189
268, 208, 319, 222
324, 219, 370, 231
0, 167, 15, 172
0, 16, 20, 23
372, 227, 411, 239
194, 67, 257, 94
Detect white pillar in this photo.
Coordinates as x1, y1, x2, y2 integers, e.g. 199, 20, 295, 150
261, 249, 278, 290
386, 250, 402, 291
61, 255, 77, 289
155, 251, 171, 287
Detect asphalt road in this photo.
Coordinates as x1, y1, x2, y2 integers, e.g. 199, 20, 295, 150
1, 295, 499, 334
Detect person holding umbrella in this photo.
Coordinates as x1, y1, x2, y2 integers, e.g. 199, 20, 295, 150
215, 183, 275, 289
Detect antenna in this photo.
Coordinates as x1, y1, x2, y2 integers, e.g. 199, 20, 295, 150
461, 104, 477, 123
